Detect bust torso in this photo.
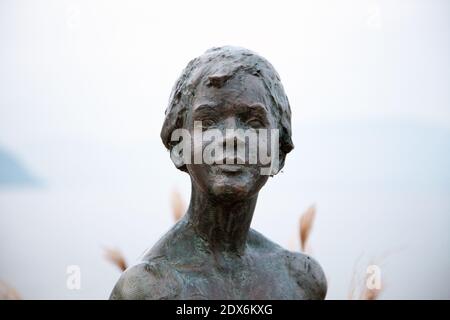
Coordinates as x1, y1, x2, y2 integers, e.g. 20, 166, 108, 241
110, 219, 327, 300
110, 46, 327, 300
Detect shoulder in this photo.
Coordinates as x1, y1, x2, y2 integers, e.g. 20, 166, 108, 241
248, 229, 327, 299
285, 251, 327, 299
247, 229, 285, 253
109, 258, 182, 300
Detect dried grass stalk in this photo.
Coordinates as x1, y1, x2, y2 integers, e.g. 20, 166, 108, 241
103, 247, 128, 272
360, 285, 382, 300
299, 204, 316, 252
171, 189, 185, 222
0, 280, 21, 300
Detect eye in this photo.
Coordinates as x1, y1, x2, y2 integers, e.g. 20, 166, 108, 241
201, 119, 216, 129
246, 118, 265, 128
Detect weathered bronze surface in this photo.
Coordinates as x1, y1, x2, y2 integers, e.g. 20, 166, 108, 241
110, 46, 327, 300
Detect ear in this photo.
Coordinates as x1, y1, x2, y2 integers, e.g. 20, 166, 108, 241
271, 153, 286, 176
170, 143, 186, 169
264, 154, 284, 176
168, 128, 191, 172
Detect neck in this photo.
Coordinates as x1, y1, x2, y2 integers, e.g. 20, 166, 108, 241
185, 182, 257, 255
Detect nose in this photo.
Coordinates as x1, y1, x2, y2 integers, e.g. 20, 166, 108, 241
221, 116, 238, 130
220, 117, 246, 162
221, 116, 241, 146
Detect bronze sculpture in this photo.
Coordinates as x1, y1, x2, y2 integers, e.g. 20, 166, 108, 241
110, 46, 327, 299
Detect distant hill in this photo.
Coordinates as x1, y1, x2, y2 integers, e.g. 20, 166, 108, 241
0, 147, 39, 186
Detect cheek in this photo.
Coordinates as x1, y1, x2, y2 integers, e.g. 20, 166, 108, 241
252, 172, 269, 191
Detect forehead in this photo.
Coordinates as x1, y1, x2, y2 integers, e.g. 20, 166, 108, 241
192, 73, 271, 111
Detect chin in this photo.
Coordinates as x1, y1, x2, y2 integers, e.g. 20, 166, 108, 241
208, 176, 262, 201
187, 164, 268, 200
211, 184, 250, 200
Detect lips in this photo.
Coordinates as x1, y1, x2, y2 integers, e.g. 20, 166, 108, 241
214, 164, 244, 173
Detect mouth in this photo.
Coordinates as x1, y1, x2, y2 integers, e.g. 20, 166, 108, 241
214, 164, 245, 173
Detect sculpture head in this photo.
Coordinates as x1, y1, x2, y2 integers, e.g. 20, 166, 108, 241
161, 46, 294, 201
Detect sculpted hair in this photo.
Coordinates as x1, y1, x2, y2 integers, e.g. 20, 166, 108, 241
160, 46, 294, 173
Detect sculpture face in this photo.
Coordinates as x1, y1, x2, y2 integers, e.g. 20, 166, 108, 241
184, 73, 275, 200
